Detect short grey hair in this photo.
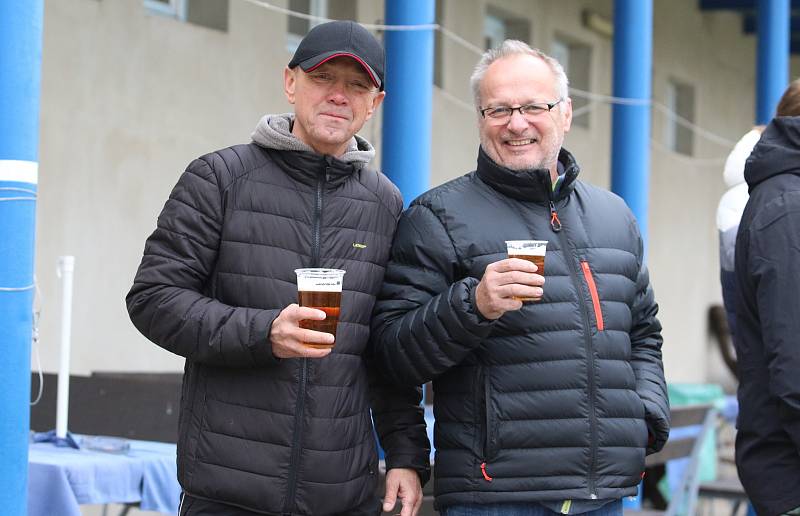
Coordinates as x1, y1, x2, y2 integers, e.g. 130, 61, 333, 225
469, 40, 569, 110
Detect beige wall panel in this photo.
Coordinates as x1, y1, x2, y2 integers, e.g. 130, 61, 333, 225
648, 0, 755, 383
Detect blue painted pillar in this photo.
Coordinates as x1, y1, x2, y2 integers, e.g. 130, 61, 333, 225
0, 1, 44, 514
611, 0, 653, 248
382, 0, 435, 206
756, 0, 789, 124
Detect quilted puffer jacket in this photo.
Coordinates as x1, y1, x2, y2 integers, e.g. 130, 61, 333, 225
371, 147, 669, 509
127, 131, 430, 515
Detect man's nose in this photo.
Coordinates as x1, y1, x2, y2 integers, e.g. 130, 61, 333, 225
507, 109, 529, 131
327, 81, 349, 104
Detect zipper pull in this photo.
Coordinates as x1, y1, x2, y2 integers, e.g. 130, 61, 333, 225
549, 201, 562, 232
480, 462, 493, 482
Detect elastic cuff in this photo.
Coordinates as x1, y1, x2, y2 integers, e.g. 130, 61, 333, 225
385, 454, 432, 486
248, 309, 281, 365
462, 277, 494, 326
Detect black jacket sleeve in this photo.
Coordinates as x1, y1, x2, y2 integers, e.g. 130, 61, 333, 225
126, 156, 280, 367
750, 206, 800, 452
366, 348, 432, 485
371, 203, 494, 386
628, 230, 670, 454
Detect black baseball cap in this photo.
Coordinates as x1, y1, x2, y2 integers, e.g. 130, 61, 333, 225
288, 20, 385, 91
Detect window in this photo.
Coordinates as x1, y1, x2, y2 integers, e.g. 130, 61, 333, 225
551, 37, 592, 128
145, 0, 179, 17
287, 0, 356, 52
665, 79, 695, 156
483, 6, 530, 50
144, 0, 229, 32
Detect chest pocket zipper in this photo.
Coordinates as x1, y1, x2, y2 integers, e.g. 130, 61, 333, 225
580, 261, 604, 331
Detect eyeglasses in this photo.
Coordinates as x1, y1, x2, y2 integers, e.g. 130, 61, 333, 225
479, 99, 563, 121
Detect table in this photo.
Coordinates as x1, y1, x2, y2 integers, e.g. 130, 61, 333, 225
28, 435, 181, 516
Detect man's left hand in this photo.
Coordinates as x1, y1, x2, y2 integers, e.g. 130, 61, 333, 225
382, 467, 422, 516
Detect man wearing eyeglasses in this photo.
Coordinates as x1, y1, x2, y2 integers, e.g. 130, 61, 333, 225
370, 40, 668, 516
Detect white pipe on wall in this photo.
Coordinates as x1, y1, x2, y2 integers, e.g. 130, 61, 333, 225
55, 255, 75, 439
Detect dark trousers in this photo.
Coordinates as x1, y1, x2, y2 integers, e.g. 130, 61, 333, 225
179, 493, 382, 516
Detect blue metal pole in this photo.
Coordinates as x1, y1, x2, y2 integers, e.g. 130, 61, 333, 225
382, 0, 435, 206
0, 1, 44, 514
611, 0, 653, 248
756, 0, 789, 124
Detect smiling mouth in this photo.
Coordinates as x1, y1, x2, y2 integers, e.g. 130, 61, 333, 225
505, 138, 537, 146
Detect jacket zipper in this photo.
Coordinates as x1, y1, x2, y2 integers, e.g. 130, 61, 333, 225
284, 361, 308, 514
580, 261, 604, 331
550, 201, 599, 499
311, 166, 326, 266
284, 169, 327, 513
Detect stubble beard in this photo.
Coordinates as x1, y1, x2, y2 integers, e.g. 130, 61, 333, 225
481, 135, 561, 173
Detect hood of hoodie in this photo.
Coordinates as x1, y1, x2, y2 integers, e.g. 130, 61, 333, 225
745, 117, 800, 192
250, 113, 375, 168
723, 128, 762, 188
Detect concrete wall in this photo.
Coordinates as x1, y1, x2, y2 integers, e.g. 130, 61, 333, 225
33, 0, 798, 389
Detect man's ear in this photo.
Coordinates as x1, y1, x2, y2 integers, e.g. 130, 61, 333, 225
284, 67, 297, 105
364, 91, 386, 121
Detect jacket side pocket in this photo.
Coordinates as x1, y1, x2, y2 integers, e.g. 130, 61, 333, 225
482, 370, 499, 461
580, 260, 604, 331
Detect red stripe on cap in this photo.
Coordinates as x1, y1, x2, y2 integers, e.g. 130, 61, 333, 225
303, 53, 380, 88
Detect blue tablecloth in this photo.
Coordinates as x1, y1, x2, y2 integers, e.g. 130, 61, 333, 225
28, 436, 180, 516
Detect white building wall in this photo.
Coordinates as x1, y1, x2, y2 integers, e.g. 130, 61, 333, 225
36, 0, 318, 374
33, 0, 800, 387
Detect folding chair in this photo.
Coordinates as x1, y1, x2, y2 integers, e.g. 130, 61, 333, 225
627, 403, 717, 516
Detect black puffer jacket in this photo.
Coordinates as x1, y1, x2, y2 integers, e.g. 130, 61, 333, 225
372, 147, 668, 508
127, 142, 430, 515
734, 116, 800, 516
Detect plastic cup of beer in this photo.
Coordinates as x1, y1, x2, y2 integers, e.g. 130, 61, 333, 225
505, 240, 547, 301
294, 268, 345, 349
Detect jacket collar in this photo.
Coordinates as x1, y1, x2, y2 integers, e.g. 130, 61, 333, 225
267, 148, 358, 189
475, 146, 580, 203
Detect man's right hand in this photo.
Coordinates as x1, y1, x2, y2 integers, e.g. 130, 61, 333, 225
474, 258, 544, 320
269, 304, 334, 359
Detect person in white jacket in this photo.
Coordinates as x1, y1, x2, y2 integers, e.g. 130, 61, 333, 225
717, 127, 763, 347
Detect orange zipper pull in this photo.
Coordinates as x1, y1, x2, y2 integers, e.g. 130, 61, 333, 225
549, 201, 562, 232
480, 462, 493, 482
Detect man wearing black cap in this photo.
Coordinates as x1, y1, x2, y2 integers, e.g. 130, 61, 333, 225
127, 20, 429, 516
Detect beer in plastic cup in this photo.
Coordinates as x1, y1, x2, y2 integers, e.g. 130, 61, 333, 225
294, 268, 345, 349
505, 240, 547, 301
